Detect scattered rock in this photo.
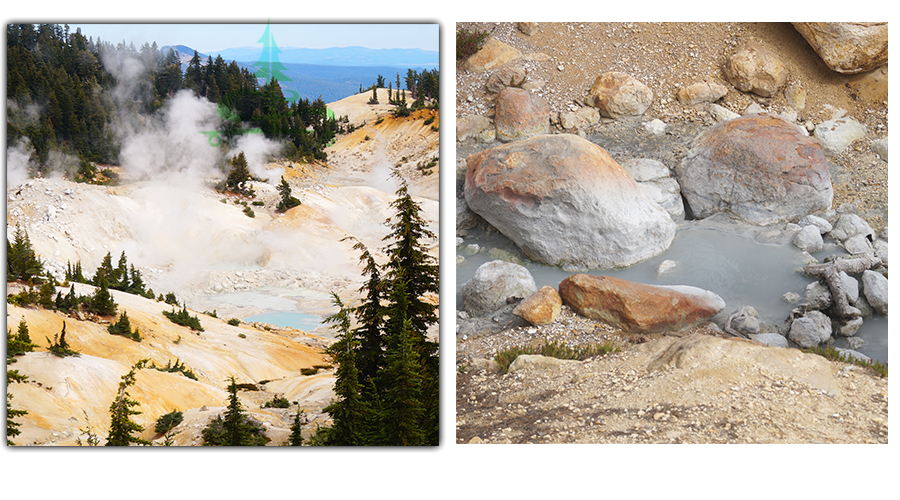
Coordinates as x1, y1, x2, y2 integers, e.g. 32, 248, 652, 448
486, 66, 528, 94
677, 115, 833, 225
512, 286, 562, 325
508, 354, 579, 372
494, 87, 549, 142
798, 214, 832, 234
788, 310, 833, 348
723, 41, 789, 97
457, 115, 495, 143
843, 234, 873, 256
793, 225, 824, 253
814, 117, 867, 156
706, 103, 740, 122
463, 38, 523, 73
792, 22, 888, 74
517, 22, 538, 36
748, 332, 789, 348
835, 347, 871, 364
676, 81, 729, 105
586, 71, 653, 118
729, 305, 760, 335
829, 214, 874, 242
465, 134, 675, 270
838, 317, 864, 337
871, 137, 888, 161
805, 281, 833, 310
656, 259, 676, 275
784, 84, 807, 111
559, 106, 600, 131
558, 274, 725, 334
461, 260, 537, 317
620, 158, 684, 219
642, 118, 667, 135
861, 270, 887, 315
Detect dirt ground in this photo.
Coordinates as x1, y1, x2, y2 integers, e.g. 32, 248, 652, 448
456, 21, 888, 232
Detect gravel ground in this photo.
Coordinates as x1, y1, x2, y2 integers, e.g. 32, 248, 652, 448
456, 21, 888, 232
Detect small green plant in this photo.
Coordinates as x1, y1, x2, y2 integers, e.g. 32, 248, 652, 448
163, 306, 204, 331
803, 345, 888, 377
300, 367, 318, 376
46, 322, 80, 357
423, 116, 434, 125
151, 358, 198, 381
107, 310, 141, 342
495, 340, 619, 374
227, 318, 241, 326
154, 410, 184, 434
203, 310, 218, 318
262, 395, 291, 409
251, 201, 265, 206
243, 206, 255, 218
238, 333, 246, 339
456, 27, 493, 64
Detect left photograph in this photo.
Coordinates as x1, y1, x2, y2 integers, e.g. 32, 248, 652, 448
6, 22, 440, 446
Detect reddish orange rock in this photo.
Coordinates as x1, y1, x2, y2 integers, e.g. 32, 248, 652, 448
558, 274, 725, 333
512, 286, 562, 325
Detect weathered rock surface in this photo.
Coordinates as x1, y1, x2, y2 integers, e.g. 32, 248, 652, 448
792, 22, 888, 74
463, 38, 523, 73
829, 213, 875, 242
559, 106, 600, 131
465, 134, 675, 270
512, 285, 562, 325
486, 66, 528, 94
789, 310, 833, 348
793, 224, 824, 253
461, 260, 537, 317
861, 270, 888, 315
494, 87, 549, 142
620, 158, 684, 219
457, 114, 495, 143
558, 274, 725, 334
676, 114, 833, 225
586, 71, 653, 118
676, 81, 729, 105
723, 42, 788, 97
814, 117, 867, 156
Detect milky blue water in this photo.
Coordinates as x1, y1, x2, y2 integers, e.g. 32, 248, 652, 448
244, 311, 322, 331
458, 224, 888, 363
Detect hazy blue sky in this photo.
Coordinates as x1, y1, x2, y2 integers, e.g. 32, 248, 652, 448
67, 23, 439, 53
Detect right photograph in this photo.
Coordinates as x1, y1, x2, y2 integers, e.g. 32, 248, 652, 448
454, 22, 888, 444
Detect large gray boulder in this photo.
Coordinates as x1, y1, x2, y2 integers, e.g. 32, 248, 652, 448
788, 311, 833, 348
465, 134, 675, 270
676, 114, 833, 225
461, 260, 537, 317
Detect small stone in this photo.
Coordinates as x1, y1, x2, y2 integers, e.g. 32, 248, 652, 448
656, 260, 676, 275
814, 117, 867, 156
643, 119, 667, 136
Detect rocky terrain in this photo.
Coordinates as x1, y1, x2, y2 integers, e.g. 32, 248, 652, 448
455, 22, 887, 444
6, 88, 439, 445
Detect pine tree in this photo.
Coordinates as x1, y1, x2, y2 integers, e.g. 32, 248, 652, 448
108, 310, 141, 342
89, 275, 117, 316
106, 359, 150, 446
346, 239, 385, 385
47, 321, 79, 357
225, 151, 252, 196
7, 369, 29, 445
276, 175, 301, 212
288, 410, 304, 446
378, 279, 426, 446
322, 293, 370, 445
7, 225, 43, 282
368, 84, 379, 104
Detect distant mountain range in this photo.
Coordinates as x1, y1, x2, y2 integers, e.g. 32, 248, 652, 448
160, 45, 438, 103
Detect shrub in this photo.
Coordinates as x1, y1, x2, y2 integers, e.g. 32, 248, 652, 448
163, 306, 204, 332
107, 311, 142, 342
154, 410, 184, 434
300, 367, 318, 376
495, 340, 619, 374
243, 206, 255, 218
262, 395, 291, 409
456, 27, 493, 64
803, 345, 888, 378
151, 358, 198, 381
227, 318, 241, 326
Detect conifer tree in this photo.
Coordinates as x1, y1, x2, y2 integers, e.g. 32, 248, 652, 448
276, 176, 301, 212
225, 151, 252, 196
7, 225, 43, 282
378, 279, 426, 446
108, 310, 141, 342
89, 275, 117, 316
322, 293, 370, 445
106, 359, 150, 446
7, 369, 28, 445
288, 410, 304, 446
345, 239, 385, 385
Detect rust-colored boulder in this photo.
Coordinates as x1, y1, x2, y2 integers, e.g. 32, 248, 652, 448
793, 22, 887, 74
676, 114, 833, 225
558, 274, 725, 333
513, 286, 562, 325
495, 87, 549, 142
